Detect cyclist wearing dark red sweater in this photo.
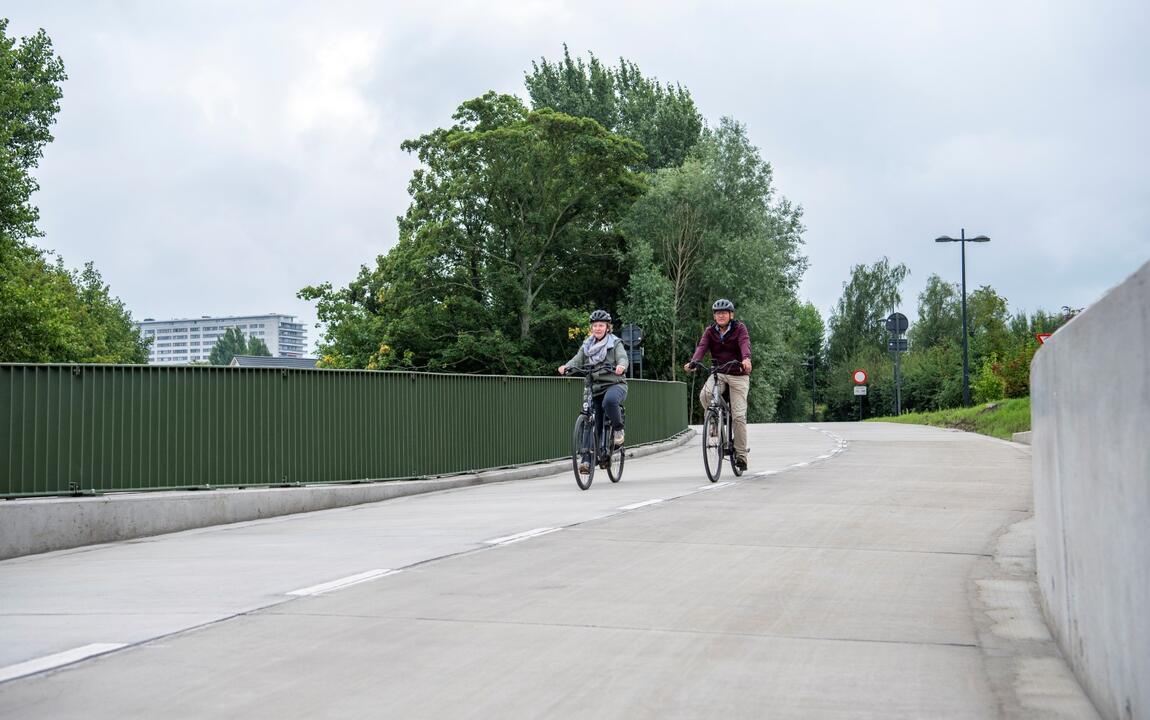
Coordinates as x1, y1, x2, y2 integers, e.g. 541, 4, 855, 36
684, 299, 752, 470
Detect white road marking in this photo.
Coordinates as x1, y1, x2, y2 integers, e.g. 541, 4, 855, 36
618, 499, 664, 510
697, 482, 734, 490
286, 569, 397, 596
0, 643, 127, 683
484, 527, 559, 545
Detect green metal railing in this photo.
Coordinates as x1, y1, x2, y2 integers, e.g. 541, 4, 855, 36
1, 364, 687, 497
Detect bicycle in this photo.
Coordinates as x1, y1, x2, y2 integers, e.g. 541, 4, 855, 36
689, 360, 746, 482
564, 363, 625, 491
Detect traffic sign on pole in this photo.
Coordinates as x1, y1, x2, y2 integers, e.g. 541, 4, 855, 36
1035, 333, 1052, 345
852, 369, 868, 385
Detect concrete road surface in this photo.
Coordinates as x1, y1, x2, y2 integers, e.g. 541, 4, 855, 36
0, 423, 1099, 718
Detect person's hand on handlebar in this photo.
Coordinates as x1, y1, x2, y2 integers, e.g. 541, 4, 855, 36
683, 361, 698, 373
615, 364, 625, 375
742, 358, 752, 373
558, 365, 567, 375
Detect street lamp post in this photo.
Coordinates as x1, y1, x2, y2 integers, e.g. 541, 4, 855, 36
935, 228, 990, 407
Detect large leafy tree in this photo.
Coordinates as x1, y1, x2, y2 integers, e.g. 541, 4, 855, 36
822, 258, 909, 420
621, 118, 806, 420
525, 47, 703, 171
302, 93, 645, 373
825, 257, 909, 367
774, 301, 826, 422
0, 19, 65, 248
909, 274, 961, 352
1, 23, 147, 363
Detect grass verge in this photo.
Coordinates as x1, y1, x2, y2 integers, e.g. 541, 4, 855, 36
868, 397, 1031, 440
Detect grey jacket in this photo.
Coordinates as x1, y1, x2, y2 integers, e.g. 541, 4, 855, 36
564, 334, 629, 394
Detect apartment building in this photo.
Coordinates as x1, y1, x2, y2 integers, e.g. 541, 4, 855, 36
135, 314, 308, 365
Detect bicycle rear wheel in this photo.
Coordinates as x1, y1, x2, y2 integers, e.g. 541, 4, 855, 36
607, 428, 625, 483
726, 412, 742, 477
572, 415, 595, 490
702, 409, 723, 482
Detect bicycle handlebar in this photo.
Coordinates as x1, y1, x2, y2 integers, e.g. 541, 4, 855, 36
564, 362, 613, 377
688, 359, 743, 375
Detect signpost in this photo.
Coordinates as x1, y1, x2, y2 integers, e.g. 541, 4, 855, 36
852, 369, 868, 421
621, 323, 644, 379
886, 312, 909, 416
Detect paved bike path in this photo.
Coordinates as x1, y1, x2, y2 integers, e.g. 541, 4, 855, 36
0, 423, 1098, 718
0, 424, 835, 672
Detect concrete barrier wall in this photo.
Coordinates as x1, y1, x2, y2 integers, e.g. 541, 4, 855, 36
1031, 259, 1149, 720
0, 431, 693, 560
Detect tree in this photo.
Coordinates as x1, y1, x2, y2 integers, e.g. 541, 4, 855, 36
966, 285, 1011, 369
909, 274, 961, 352
826, 257, 909, 367
208, 327, 260, 365
1, 252, 149, 363
621, 118, 807, 421
0, 23, 147, 364
822, 258, 909, 420
302, 93, 645, 374
774, 301, 826, 422
525, 46, 704, 171
247, 336, 271, 357
0, 19, 66, 249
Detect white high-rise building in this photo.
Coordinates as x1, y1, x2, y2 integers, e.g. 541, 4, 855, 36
135, 314, 308, 365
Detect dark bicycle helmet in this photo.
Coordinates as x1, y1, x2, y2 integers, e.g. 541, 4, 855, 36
589, 309, 612, 323
712, 298, 735, 312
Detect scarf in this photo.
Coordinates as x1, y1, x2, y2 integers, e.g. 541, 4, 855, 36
582, 332, 616, 365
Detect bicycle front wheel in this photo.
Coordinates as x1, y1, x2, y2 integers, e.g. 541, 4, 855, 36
702, 409, 723, 482
607, 430, 625, 483
572, 415, 595, 490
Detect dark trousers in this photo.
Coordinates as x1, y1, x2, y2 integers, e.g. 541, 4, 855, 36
594, 384, 627, 439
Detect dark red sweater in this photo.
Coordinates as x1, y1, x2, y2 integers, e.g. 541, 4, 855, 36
689, 320, 752, 375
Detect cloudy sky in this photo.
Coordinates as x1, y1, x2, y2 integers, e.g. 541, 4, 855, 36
7, 1, 1149, 353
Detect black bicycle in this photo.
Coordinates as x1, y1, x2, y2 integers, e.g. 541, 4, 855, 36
565, 364, 625, 491
690, 360, 745, 482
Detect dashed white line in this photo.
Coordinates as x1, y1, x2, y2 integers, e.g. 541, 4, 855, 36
0, 643, 127, 683
618, 499, 664, 511
697, 481, 734, 490
286, 569, 397, 596
484, 527, 559, 545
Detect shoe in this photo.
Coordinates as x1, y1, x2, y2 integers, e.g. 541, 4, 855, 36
613, 429, 625, 447
735, 456, 748, 471
578, 461, 590, 474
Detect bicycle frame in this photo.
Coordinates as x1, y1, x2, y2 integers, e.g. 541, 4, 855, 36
691, 360, 744, 480
565, 363, 624, 489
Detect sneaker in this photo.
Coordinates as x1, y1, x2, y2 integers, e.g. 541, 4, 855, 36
578, 461, 590, 474
613, 429, 625, 447
735, 456, 748, 471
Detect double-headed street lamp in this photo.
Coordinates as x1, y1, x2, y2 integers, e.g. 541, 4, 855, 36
935, 228, 990, 407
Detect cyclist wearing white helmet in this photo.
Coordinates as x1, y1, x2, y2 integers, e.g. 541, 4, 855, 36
559, 310, 628, 463
684, 298, 752, 470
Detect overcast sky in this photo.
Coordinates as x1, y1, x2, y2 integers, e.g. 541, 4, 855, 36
7, 1, 1149, 353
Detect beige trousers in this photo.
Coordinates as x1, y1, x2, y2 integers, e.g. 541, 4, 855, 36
699, 373, 750, 459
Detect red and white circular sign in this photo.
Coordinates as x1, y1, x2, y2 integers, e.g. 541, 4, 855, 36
852, 369, 868, 385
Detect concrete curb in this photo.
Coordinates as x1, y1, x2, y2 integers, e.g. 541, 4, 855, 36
0, 430, 695, 561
